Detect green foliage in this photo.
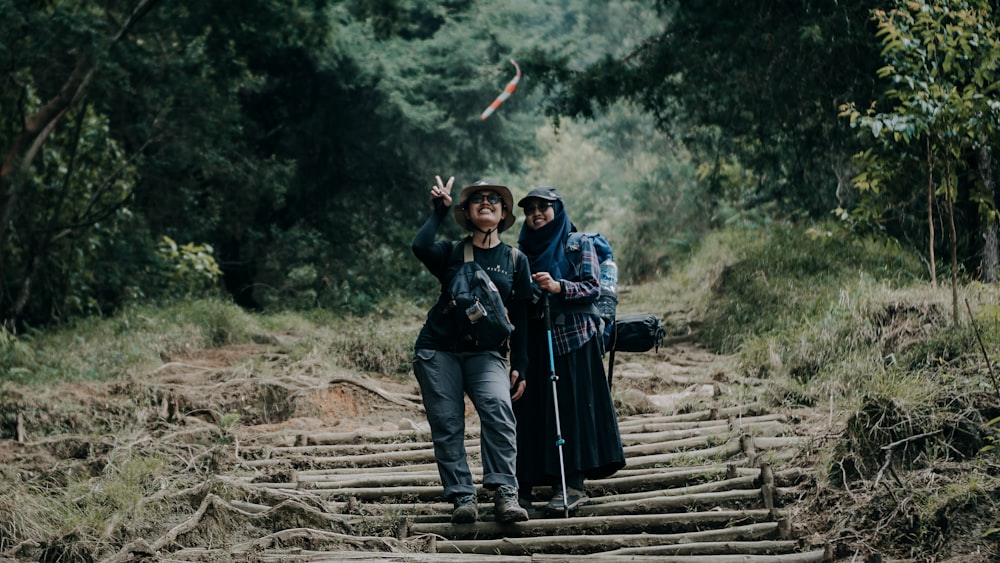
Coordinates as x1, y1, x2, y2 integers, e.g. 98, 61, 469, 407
156, 236, 224, 298
839, 0, 1000, 283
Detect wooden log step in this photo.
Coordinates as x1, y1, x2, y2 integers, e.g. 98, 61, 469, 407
410, 509, 775, 540
617, 403, 768, 425
580, 488, 765, 515
621, 440, 743, 468
308, 484, 444, 500
594, 539, 802, 556
585, 465, 756, 494
296, 462, 441, 477
588, 474, 758, 502
298, 448, 444, 468
533, 551, 828, 562
429, 521, 778, 555
621, 419, 787, 445
299, 473, 443, 488
303, 428, 436, 445
248, 550, 532, 562
623, 433, 722, 456
753, 436, 811, 449
621, 413, 788, 434
259, 439, 440, 455
617, 408, 777, 431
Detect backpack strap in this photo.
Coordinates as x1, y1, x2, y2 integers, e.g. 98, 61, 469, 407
459, 238, 520, 301
464, 238, 474, 263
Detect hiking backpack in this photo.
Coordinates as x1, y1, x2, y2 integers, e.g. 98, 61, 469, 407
443, 239, 518, 349
565, 232, 665, 386
566, 231, 618, 347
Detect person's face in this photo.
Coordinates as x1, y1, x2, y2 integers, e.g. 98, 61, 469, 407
522, 198, 554, 230
465, 190, 506, 230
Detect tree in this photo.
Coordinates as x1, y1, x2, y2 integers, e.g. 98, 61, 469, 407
0, 0, 336, 326
840, 0, 1000, 321
527, 0, 885, 221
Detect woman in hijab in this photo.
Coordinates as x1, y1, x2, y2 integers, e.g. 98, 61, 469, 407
513, 186, 626, 516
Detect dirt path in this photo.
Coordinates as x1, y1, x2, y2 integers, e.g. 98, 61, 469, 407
86, 340, 835, 562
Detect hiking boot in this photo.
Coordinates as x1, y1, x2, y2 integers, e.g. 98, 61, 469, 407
494, 485, 529, 523
451, 494, 478, 524
545, 486, 589, 515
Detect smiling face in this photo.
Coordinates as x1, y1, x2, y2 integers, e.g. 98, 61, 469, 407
521, 198, 554, 231
464, 190, 507, 231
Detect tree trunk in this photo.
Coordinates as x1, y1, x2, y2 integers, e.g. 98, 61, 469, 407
945, 158, 960, 324
926, 136, 938, 287
977, 144, 999, 283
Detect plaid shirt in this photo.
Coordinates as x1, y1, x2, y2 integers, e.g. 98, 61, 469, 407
548, 234, 601, 356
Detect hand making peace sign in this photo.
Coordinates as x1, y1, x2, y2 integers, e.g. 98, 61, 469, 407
429, 175, 454, 207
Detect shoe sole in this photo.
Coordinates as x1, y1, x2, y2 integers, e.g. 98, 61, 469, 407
451, 507, 478, 524
495, 509, 529, 523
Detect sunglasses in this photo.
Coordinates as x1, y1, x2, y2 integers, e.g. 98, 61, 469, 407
523, 201, 553, 214
468, 192, 503, 205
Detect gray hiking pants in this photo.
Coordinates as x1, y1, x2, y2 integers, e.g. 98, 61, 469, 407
413, 348, 519, 500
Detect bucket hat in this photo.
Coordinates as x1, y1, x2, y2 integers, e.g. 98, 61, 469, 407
454, 180, 516, 232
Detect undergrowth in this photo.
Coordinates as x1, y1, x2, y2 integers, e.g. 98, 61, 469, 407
691, 223, 1000, 561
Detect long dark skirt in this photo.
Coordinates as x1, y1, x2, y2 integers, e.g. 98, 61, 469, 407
513, 320, 626, 490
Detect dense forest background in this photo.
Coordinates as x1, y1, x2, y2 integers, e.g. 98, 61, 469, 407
2, 0, 998, 330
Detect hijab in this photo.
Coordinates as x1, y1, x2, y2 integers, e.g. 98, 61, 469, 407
517, 199, 577, 280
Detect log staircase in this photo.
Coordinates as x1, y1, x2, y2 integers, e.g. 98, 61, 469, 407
222, 400, 833, 562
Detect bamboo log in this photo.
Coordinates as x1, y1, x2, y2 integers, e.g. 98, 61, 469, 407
617, 403, 768, 427
624, 433, 718, 456
246, 549, 532, 562
308, 484, 444, 500
430, 521, 778, 555
265, 439, 439, 455
588, 475, 758, 503
623, 440, 744, 468
304, 428, 435, 445
622, 420, 788, 446
260, 435, 474, 456
533, 550, 828, 562
303, 473, 443, 489
621, 423, 730, 442
411, 509, 774, 540
753, 436, 810, 449
581, 489, 764, 516
586, 465, 757, 496
296, 462, 440, 477
621, 413, 787, 435
602, 539, 799, 556
304, 449, 442, 467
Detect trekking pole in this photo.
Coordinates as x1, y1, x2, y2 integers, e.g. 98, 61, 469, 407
543, 293, 570, 518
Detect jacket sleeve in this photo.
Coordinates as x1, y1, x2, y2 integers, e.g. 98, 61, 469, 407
559, 234, 600, 303
411, 199, 452, 274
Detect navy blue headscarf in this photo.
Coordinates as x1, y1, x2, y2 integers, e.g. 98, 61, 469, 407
517, 199, 577, 279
